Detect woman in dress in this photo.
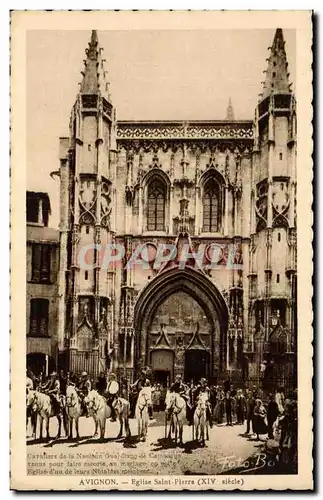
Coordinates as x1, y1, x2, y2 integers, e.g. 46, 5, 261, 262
253, 398, 268, 440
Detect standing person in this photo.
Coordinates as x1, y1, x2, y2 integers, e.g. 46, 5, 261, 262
77, 371, 92, 416
41, 372, 61, 414
245, 389, 256, 435
225, 387, 233, 426
59, 370, 68, 396
193, 378, 213, 428
267, 393, 279, 439
106, 372, 120, 422
96, 372, 107, 395
187, 380, 196, 425
253, 399, 268, 440
120, 376, 129, 400
153, 384, 162, 412
236, 389, 246, 425
275, 387, 285, 414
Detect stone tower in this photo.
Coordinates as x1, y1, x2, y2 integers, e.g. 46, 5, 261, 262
57, 31, 117, 375
246, 28, 297, 389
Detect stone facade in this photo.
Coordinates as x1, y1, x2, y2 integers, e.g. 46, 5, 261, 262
28, 29, 297, 389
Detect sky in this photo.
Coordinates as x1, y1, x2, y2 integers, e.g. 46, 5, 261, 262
26, 29, 296, 229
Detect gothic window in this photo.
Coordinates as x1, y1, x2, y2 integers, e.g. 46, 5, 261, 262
31, 244, 51, 283
147, 180, 166, 231
29, 299, 49, 337
202, 179, 221, 232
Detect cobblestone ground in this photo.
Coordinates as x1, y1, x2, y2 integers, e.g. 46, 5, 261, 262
26, 412, 268, 476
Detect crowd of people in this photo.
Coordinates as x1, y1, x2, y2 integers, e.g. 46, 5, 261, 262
27, 367, 297, 467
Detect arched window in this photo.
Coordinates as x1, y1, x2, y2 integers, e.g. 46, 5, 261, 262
202, 178, 221, 232
147, 180, 166, 231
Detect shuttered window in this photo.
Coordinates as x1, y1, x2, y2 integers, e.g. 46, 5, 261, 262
29, 299, 49, 337
32, 244, 51, 283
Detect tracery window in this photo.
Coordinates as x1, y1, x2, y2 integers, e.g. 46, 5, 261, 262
202, 178, 221, 232
147, 180, 166, 231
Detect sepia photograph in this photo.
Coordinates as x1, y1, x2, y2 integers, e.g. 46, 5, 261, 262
10, 10, 313, 491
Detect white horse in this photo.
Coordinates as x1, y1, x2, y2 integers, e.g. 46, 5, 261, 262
27, 390, 67, 441
165, 391, 186, 446
65, 385, 83, 440
193, 392, 209, 447
135, 387, 152, 442
85, 390, 111, 439
113, 397, 131, 439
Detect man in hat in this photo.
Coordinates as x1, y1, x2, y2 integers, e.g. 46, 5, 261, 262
130, 366, 153, 419
42, 372, 61, 414
106, 372, 119, 422
193, 377, 213, 428
170, 374, 187, 397
77, 372, 91, 416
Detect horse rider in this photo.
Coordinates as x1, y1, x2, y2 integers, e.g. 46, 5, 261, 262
105, 372, 120, 422
40, 371, 61, 414
170, 374, 188, 397
193, 377, 213, 428
168, 374, 189, 420
130, 366, 153, 419
77, 371, 92, 416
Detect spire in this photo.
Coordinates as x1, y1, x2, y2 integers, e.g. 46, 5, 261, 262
261, 28, 292, 100
80, 30, 111, 100
226, 97, 235, 120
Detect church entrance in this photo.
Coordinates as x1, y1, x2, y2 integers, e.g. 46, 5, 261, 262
184, 349, 210, 383
133, 268, 229, 382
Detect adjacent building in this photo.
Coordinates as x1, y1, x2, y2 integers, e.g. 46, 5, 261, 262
26, 192, 59, 376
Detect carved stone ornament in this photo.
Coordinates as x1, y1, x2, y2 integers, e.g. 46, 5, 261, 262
116, 121, 253, 141
101, 181, 112, 227
79, 179, 97, 225
272, 180, 290, 228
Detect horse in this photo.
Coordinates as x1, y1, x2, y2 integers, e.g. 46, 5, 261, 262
135, 387, 152, 442
113, 396, 131, 439
84, 390, 111, 440
27, 390, 67, 442
26, 388, 37, 438
165, 391, 186, 446
193, 392, 209, 447
65, 385, 83, 440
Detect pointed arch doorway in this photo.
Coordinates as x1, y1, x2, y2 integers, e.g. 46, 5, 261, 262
133, 267, 229, 383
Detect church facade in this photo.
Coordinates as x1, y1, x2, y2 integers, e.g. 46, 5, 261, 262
34, 29, 297, 389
